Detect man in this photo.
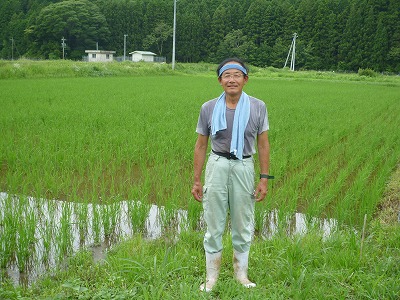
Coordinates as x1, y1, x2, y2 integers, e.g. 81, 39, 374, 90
191, 58, 271, 292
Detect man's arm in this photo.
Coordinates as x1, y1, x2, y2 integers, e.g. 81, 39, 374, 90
254, 130, 270, 202
191, 134, 209, 202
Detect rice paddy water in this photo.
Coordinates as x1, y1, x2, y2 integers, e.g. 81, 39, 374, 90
0, 192, 337, 286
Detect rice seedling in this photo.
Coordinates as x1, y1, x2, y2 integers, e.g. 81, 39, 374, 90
91, 204, 102, 246
73, 202, 89, 246
0, 195, 17, 270
158, 203, 179, 235
100, 203, 114, 240
38, 218, 53, 266
186, 197, 203, 231
127, 200, 151, 235
15, 198, 36, 273
55, 202, 73, 261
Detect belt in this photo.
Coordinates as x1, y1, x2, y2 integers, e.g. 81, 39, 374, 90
212, 150, 251, 160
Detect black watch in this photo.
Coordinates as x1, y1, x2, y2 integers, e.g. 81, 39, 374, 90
260, 174, 274, 179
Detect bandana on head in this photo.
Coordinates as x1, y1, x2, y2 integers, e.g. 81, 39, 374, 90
218, 64, 247, 77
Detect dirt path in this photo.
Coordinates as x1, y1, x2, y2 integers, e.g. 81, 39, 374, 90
375, 163, 400, 225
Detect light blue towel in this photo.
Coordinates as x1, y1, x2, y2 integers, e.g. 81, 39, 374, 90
211, 91, 250, 160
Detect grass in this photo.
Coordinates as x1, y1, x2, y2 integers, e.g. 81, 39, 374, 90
1, 224, 399, 299
1, 59, 399, 83
0, 60, 399, 298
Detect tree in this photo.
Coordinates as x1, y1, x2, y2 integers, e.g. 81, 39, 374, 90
176, 0, 212, 62
26, 0, 110, 59
338, 0, 364, 71
372, 15, 389, 71
177, 12, 205, 62
96, 0, 145, 56
270, 37, 289, 68
0, 0, 398, 71
142, 22, 172, 56
0, 0, 23, 59
310, 4, 339, 70
207, 2, 233, 63
244, 0, 269, 48
216, 29, 254, 62
386, 0, 400, 72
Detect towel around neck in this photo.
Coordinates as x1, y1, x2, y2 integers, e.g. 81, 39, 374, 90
211, 91, 250, 160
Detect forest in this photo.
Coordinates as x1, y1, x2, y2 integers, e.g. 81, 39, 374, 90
0, 0, 399, 72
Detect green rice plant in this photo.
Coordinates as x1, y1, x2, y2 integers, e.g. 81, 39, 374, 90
39, 218, 53, 265
55, 202, 73, 261
106, 201, 121, 241
91, 204, 102, 246
0, 66, 399, 285
127, 200, 151, 235
254, 202, 266, 236
10, 196, 37, 273
0, 195, 17, 269
186, 198, 203, 231
158, 202, 180, 235
73, 202, 89, 246
32, 197, 57, 268
101, 204, 112, 240
91, 201, 117, 242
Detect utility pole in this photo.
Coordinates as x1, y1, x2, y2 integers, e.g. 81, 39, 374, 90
10, 37, 14, 60
172, 0, 176, 70
124, 34, 127, 61
284, 33, 297, 71
61, 37, 66, 59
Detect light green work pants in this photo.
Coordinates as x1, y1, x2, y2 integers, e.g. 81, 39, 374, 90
203, 152, 255, 253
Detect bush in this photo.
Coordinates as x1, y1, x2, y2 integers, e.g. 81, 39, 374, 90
358, 68, 377, 77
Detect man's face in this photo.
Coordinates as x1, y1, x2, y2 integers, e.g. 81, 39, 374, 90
218, 64, 248, 97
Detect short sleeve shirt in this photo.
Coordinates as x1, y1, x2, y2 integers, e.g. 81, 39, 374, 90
196, 96, 269, 156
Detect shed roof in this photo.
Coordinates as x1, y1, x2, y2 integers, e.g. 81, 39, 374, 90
129, 51, 156, 56
85, 50, 116, 54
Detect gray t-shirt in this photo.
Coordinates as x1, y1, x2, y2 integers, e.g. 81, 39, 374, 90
196, 96, 269, 156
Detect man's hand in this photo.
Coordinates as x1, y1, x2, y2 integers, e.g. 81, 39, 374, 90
191, 182, 203, 202
254, 179, 268, 202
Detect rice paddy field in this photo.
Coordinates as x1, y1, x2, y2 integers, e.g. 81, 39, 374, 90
0, 60, 400, 299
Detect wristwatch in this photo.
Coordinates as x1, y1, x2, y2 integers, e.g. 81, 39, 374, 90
260, 174, 275, 179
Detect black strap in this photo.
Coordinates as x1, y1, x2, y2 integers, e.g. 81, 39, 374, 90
212, 150, 251, 160
260, 174, 275, 179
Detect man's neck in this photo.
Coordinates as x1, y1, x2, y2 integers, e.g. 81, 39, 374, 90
225, 94, 241, 109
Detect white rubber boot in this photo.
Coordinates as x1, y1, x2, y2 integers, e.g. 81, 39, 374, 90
233, 250, 256, 288
199, 251, 222, 292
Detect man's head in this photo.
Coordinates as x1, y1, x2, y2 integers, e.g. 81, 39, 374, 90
217, 58, 249, 97
216, 58, 249, 78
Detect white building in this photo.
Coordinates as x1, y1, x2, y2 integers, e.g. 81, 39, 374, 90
129, 51, 157, 62
85, 50, 116, 62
